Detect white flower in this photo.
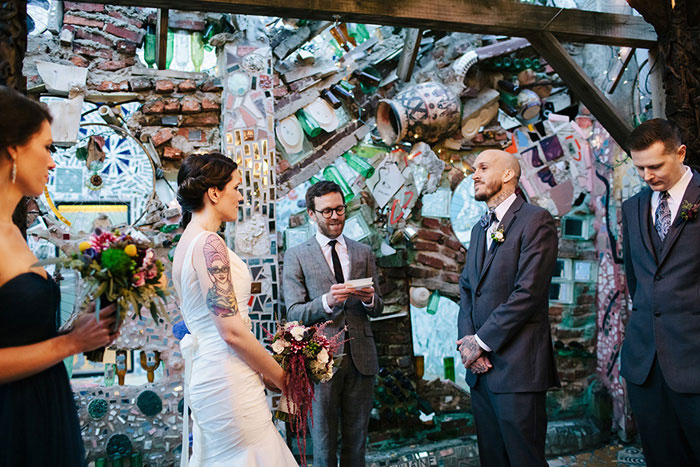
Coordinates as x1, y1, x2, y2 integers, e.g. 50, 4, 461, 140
321, 366, 334, 383
316, 348, 330, 364
284, 321, 299, 331
290, 326, 305, 341
272, 339, 287, 354
491, 228, 505, 243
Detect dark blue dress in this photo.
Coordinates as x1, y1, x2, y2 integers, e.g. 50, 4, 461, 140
0, 273, 85, 466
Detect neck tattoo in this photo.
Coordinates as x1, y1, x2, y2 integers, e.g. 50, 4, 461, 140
487, 190, 514, 209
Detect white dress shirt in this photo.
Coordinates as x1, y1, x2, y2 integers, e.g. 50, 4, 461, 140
316, 232, 374, 313
650, 166, 692, 225
476, 192, 517, 352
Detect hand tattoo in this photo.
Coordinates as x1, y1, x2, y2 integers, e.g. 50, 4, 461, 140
470, 355, 491, 374
458, 335, 483, 369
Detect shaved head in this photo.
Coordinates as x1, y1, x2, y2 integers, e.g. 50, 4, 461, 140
472, 150, 521, 206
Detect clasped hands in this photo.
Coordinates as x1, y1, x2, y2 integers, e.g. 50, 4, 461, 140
456, 335, 492, 374
326, 283, 374, 307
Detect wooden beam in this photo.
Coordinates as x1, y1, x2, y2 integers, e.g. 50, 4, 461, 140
155, 8, 169, 70
397, 29, 422, 82
527, 31, 633, 151
606, 46, 635, 94
77, 0, 656, 48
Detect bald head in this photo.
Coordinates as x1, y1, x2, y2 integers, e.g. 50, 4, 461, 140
472, 150, 521, 206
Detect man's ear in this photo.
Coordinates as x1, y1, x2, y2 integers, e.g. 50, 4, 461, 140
502, 168, 515, 184
677, 144, 687, 163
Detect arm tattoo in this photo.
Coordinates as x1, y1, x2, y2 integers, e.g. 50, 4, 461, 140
203, 234, 239, 317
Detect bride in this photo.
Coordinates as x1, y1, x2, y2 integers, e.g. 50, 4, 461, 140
172, 152, 297, 466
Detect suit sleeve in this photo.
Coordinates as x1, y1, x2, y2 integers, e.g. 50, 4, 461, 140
476, 210, 558, 352
621, 204, 637, 300
457, 259, 475, 340
362, 247, 383, 317
283, 248, 331, 325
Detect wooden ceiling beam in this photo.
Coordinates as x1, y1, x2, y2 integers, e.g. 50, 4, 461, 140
77, 0, 656, 48
527, 31, 633, 150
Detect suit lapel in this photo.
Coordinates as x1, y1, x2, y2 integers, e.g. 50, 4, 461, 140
637, 188, 656, 262
345, 236, 358, 280
477, 197, 524, 286
473, 226, 485, 275
308, 238, 336, 284
658, 171, 700, 266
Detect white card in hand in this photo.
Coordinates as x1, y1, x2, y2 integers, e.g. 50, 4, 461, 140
345, 278, 373, 289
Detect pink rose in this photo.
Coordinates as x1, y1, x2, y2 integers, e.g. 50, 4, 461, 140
133, 271, 146, 287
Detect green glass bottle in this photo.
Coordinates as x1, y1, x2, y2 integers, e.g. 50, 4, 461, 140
295, 109, 322, 138
165, 29, 174, 70
94, 458, 106, 467
343, 152, 375, 178
443, 356, 456, 382
130, 452, 143, 467
111, 455, 124, 467
426, 290, 440, 315
323, 165, 354, 202
191, 32, 205, 72
144, 24, 156, 68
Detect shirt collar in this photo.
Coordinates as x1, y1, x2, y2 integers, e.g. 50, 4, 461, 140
316, 231, 346, 248
492, 193, 518, 223
664, 166, 693, 202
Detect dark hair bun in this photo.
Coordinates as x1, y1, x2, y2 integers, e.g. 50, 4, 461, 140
176, 152, 237, 227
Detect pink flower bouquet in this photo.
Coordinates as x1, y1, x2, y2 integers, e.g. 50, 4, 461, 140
268, 320, 345, 465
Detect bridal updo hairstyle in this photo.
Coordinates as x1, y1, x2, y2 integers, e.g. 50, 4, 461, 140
0, 86, 53, 157
177, 152, 238, 228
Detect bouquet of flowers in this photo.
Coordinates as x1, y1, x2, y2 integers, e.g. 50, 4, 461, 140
49, 228, 168, 361
269, 320, 345, 466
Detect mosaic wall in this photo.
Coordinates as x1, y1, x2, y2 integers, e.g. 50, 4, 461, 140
219, 26, 280, 342
73, 300, 185, 465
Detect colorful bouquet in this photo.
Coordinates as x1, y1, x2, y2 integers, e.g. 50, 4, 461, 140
50, 228, 168, 361
268, 320, 345, 465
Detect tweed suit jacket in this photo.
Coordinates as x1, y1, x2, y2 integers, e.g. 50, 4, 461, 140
621, 169, 700, 393
283, 235, 384, 376
458, 196, 560, 393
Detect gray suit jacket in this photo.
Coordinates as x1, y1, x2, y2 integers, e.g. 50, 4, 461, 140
283, 235, 384, 376
458, 197, 560, 393
621, 170, 700, 393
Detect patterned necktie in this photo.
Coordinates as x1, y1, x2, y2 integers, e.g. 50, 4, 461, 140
479, 210, 497, 230
655, 191, 671, 242
328, 239, 345, 283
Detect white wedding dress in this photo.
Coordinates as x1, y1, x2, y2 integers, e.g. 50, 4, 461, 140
176, 231, 298, 467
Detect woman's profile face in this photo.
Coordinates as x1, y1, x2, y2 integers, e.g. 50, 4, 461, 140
218, 169, 244, 222
13, 120, 56, 197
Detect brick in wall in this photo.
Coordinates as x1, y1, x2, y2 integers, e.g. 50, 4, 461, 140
105, 23, 145, 44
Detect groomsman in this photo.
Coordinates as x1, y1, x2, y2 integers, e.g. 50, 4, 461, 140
457, 149, 559, 466
283, 181, 383, 467
621, 118, 700, 466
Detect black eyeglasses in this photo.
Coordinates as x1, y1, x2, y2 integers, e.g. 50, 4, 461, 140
315, 205, 346, 219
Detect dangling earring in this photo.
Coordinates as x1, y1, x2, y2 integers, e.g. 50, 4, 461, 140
11, 161, 16, 184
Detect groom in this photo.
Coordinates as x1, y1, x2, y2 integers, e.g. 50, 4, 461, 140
283, 181, 383, 467
457, 149, 559, 466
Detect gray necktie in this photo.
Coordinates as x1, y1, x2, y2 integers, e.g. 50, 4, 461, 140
655, 191, 671, 241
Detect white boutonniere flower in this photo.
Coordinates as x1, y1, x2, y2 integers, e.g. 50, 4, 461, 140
491, 226, 505, 243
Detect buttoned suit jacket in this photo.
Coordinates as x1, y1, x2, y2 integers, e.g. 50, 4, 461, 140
458, 196, 560, 393
283, 236, 384, 376
621, 169, 700, 393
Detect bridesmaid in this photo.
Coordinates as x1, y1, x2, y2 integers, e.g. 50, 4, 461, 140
0, 86, 118, 466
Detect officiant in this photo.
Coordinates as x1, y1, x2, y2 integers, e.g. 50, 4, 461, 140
283, 180, 384, 467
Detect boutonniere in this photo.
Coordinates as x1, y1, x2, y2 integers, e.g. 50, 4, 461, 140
680, 200, 700, 221
491, 226, 505, 243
